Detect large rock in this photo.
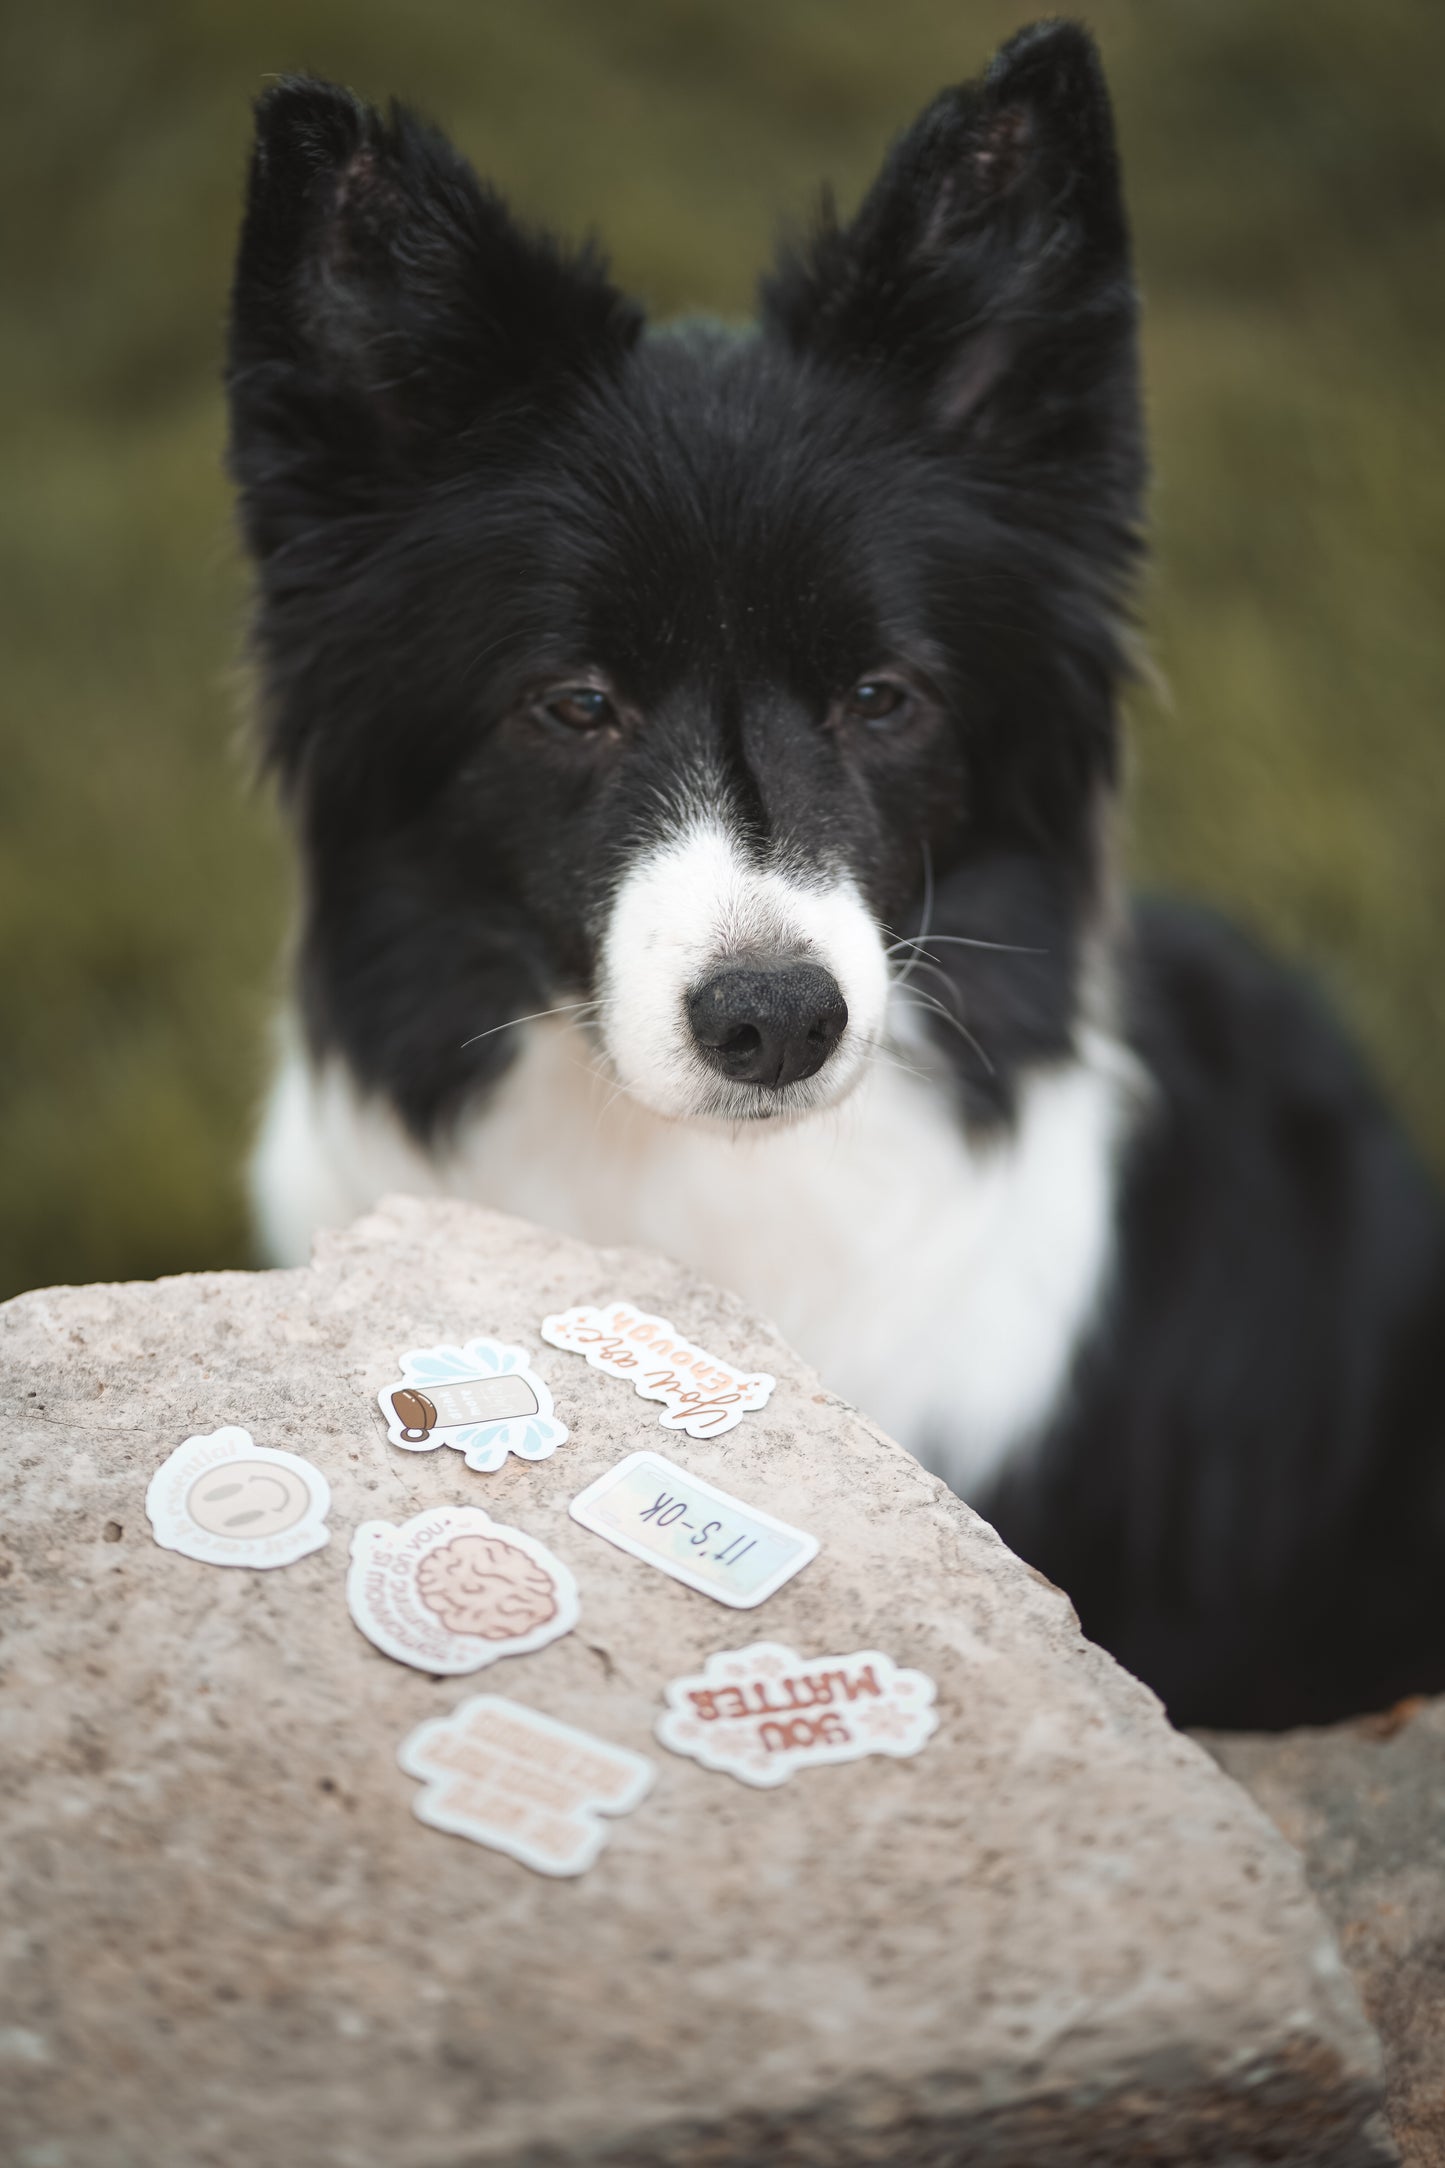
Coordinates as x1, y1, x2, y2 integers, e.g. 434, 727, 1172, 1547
0, 1196, 1393, 2167
1205, 1703, 1445, 2168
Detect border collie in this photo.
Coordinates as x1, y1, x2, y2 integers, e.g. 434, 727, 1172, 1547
226, 21, 1445, 1729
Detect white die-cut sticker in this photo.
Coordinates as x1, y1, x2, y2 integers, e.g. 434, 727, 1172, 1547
657, 1641, 938, 1787
378, 1338, 567, 1472
146, 1427, 330, 1569
399, 1695, 654, 1876
569, 1451, 817, 1608
348, 1505, 578, 1675
540, 1301, 774, 1438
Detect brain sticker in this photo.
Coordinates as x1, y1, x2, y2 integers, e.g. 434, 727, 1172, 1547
415, 1533, 560, 1640
378, 1338, 567, 1473
348, 1505, 578, 1675
146, 1428, 331, 1569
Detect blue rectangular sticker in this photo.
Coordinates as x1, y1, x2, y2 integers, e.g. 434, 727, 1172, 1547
568, 1452, 818, 1609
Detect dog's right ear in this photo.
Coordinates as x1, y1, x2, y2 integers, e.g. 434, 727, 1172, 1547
226, 78, 642, 557
761, 23, 1140, 512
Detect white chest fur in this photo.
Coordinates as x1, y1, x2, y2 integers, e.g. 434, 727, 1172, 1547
253, 1014, 1133, 1497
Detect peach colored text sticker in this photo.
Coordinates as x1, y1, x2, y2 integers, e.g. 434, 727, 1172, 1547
348, 1506, 579, 1675
146, 1428, 330, 1569
656, 1641, 938, 1788
540, 1302, 774, 1438
399, 1695, 654, 1876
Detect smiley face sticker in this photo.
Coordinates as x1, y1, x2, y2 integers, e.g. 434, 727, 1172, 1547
146, 1427, 331, 1568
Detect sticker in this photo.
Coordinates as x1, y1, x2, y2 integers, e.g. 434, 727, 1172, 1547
146, 1427, 330, 1569
399, 1694, 654, 1876
657, 1642, 938, 1788
378, 1338, 567, 1472
540, 1301, 775, 1438
347, 1505, 578, 1675
568, 1451, 817, 1609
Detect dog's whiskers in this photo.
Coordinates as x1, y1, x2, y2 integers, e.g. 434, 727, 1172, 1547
576, 1047, 637, 1130
460, 998, 599, 1052
886, 932, 1047, 958
881, 842, 1047, 968
868, 1043, 931, 1087
892, 953, 963, 1007
888, 841, 936, 994
892, 985, 997, 1078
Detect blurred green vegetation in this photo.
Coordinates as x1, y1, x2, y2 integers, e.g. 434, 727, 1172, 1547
1, 0, 1443, 1297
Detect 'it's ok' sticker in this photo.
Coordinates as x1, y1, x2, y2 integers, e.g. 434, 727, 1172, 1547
657, 1641, 938, 1787
146, 1427, 330, 1569
569, 1451, 817, 1608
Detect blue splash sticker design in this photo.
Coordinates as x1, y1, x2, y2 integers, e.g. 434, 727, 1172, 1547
378, 1337, 568, 1473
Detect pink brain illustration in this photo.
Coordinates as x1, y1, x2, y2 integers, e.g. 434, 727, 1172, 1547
415, 1533, 559, 1640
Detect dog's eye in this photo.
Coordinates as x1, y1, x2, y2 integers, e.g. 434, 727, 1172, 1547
845, 678, 911, 728
538, 687, 617, 732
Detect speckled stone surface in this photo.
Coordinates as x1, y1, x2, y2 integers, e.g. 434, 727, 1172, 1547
1205, 1700, 1445, 2168
0, 1196, 1393, 2167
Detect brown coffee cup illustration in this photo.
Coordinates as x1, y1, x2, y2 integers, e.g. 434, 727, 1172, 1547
389, 1374, 540, 1443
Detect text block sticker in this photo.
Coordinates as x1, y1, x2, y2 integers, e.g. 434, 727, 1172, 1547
399, 1694, 654, 1877
568, 1451, 818, 1609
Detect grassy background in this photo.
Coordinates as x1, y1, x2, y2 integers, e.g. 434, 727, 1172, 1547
2, 0, 1442, 1298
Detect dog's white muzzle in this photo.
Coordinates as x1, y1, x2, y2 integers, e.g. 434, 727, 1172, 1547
597, 819, 891, 1122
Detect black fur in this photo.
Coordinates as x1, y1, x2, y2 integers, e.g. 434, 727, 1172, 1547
982, 902, 1445, 1728
227, 22, 1445, 1727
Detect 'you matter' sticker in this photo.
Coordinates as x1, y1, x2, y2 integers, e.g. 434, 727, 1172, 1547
656, 1642, 938, 1787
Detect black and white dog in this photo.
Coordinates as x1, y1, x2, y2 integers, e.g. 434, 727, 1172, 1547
226, 21, 1445, 1729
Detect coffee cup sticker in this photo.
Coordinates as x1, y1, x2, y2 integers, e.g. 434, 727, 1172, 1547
348, 1505, 579, 1675
568, 1451, 818, 1608
146, 1427, 330, 1569
399, 1694, 654, 1877
657, 1642, 939, 1788
540, 1301, 775, 1439
378, 1338, 567, 1472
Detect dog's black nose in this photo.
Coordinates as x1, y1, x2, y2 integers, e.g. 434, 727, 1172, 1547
687, 962, 848, 1089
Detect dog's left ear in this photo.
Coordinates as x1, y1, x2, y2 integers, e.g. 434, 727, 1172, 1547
762, 21, 1139, 490
226, 78, 643, 558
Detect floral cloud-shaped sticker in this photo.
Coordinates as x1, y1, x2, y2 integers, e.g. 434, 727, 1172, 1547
146, 1427, 330, 1569
656, 1641, 938, 1788
378, 1338, 567, 1472
348, 1505, 579, 1675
